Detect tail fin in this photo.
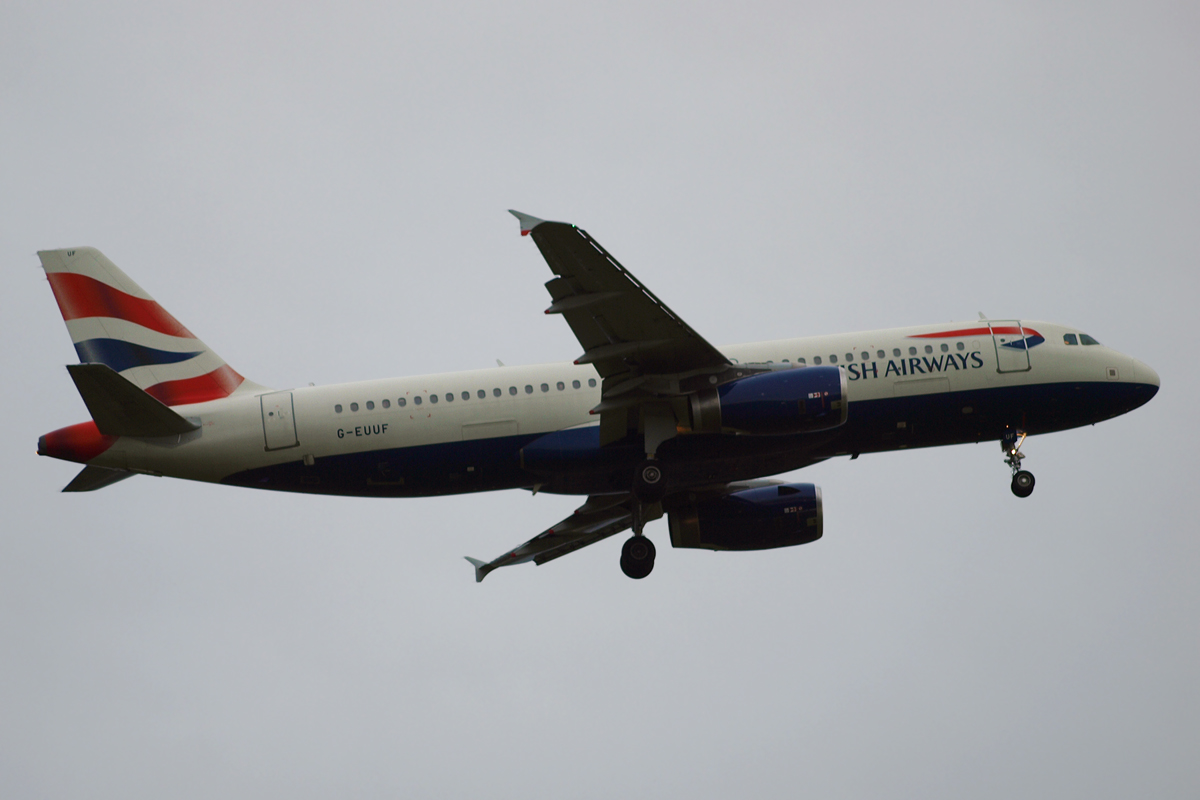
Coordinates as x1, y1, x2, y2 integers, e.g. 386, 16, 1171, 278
38, 247, 261, 406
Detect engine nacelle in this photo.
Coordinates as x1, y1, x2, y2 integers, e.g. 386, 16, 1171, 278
689, 366, 847, 436
669, 483, 823, 551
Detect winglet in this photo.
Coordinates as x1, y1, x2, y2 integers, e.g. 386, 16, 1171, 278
508, 210, 546, 237
464, 556, 492, 583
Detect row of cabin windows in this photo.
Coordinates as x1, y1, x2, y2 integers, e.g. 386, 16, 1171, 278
1063, 333, 1101, 345
333, 378, 598, 414
781, 341, 967, 366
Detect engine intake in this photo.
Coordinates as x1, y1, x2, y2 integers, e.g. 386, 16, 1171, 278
689, 366, 847, 435
669, 483, 823, 551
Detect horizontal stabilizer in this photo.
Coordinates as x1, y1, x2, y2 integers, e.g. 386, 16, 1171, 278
62, 465, 136, 492
67, 363, 200, 437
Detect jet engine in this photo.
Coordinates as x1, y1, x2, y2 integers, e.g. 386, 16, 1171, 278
689, 366, 847, 436
668, 483, 823, 551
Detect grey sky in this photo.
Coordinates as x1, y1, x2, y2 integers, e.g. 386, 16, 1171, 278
2, 2, 1197, 797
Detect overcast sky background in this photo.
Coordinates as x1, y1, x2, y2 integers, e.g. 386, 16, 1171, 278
2, 2, 1197, 797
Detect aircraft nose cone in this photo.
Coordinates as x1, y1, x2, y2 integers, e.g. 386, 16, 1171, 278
1128, 358, 1160, 409
1133, 358, 1160, 390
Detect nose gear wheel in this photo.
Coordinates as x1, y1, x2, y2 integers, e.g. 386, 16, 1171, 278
1001, 427, 1035, 498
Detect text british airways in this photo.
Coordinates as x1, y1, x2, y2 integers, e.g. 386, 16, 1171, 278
844, 351, 985, 381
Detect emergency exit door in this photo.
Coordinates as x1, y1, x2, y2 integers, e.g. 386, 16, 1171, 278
261, 391, 299, 450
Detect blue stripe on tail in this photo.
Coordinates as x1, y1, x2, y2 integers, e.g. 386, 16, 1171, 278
73, 338, 204, 373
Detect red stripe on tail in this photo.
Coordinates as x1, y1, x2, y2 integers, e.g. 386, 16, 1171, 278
46, 273, 196, 339
143, 364, 245, 406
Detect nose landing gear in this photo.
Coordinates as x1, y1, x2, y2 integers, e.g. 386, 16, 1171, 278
1002, 427, 1035, 498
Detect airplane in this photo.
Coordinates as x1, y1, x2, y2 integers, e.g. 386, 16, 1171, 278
35, 211, 1160, 581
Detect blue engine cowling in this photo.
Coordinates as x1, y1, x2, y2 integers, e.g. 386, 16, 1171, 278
690, 366, 848, 435
668, 483, 823, 551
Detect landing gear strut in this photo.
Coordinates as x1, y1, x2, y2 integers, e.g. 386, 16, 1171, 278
622, 460, 666, 578
620, 534, 656, 579
1002, 427, 1035, 498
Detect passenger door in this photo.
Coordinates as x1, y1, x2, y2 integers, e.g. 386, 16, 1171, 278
989, 320, 1032, 373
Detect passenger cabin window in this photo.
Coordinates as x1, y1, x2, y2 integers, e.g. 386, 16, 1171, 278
445, 393, 453, 402
525, 385, 533, 394
382, 399, 390, 409
350, 402, 359, 412
494, 388, 502, 397
797, 358, 806, 365
509, 386, 517, 395
557, 381, 565, 390
398, 398, 407, 407
908, 347, 917, 356
541, 383, 549, 393
413, 396, 422, 406
846, 353, 853, 361
366, 401, 375, 410
814, 356, 822, 365
1063, 333, 1078, 345
588, 379, 597, 387
956, 342, 965, 351
572, 380, 581, 389
893, 348, 901, 357
478, 390, 486, 399
940, 344, 949, 353
1080, 334, 1101, 345
829, 355, 837, 364
924, 345, 933, 354
429, 394, 438, 404
335, 404, 343, 413
877, 350, 885, 359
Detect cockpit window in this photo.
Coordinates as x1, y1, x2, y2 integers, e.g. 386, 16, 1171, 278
1080, 334, 1101, 345
1063, 333, 1078, 345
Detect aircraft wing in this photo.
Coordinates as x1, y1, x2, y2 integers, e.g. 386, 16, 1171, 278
511, 211, 733, 446
464, 493, 662, 582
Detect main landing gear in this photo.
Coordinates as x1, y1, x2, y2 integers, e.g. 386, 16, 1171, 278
620, 535, 656, 579
621, 460, 666, 579
1002, 427, 1036, 498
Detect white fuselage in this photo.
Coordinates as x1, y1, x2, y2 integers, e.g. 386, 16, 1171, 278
75, 319, 1157, 492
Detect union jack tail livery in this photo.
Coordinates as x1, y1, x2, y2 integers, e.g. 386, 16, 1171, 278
38, 247, 258, 406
